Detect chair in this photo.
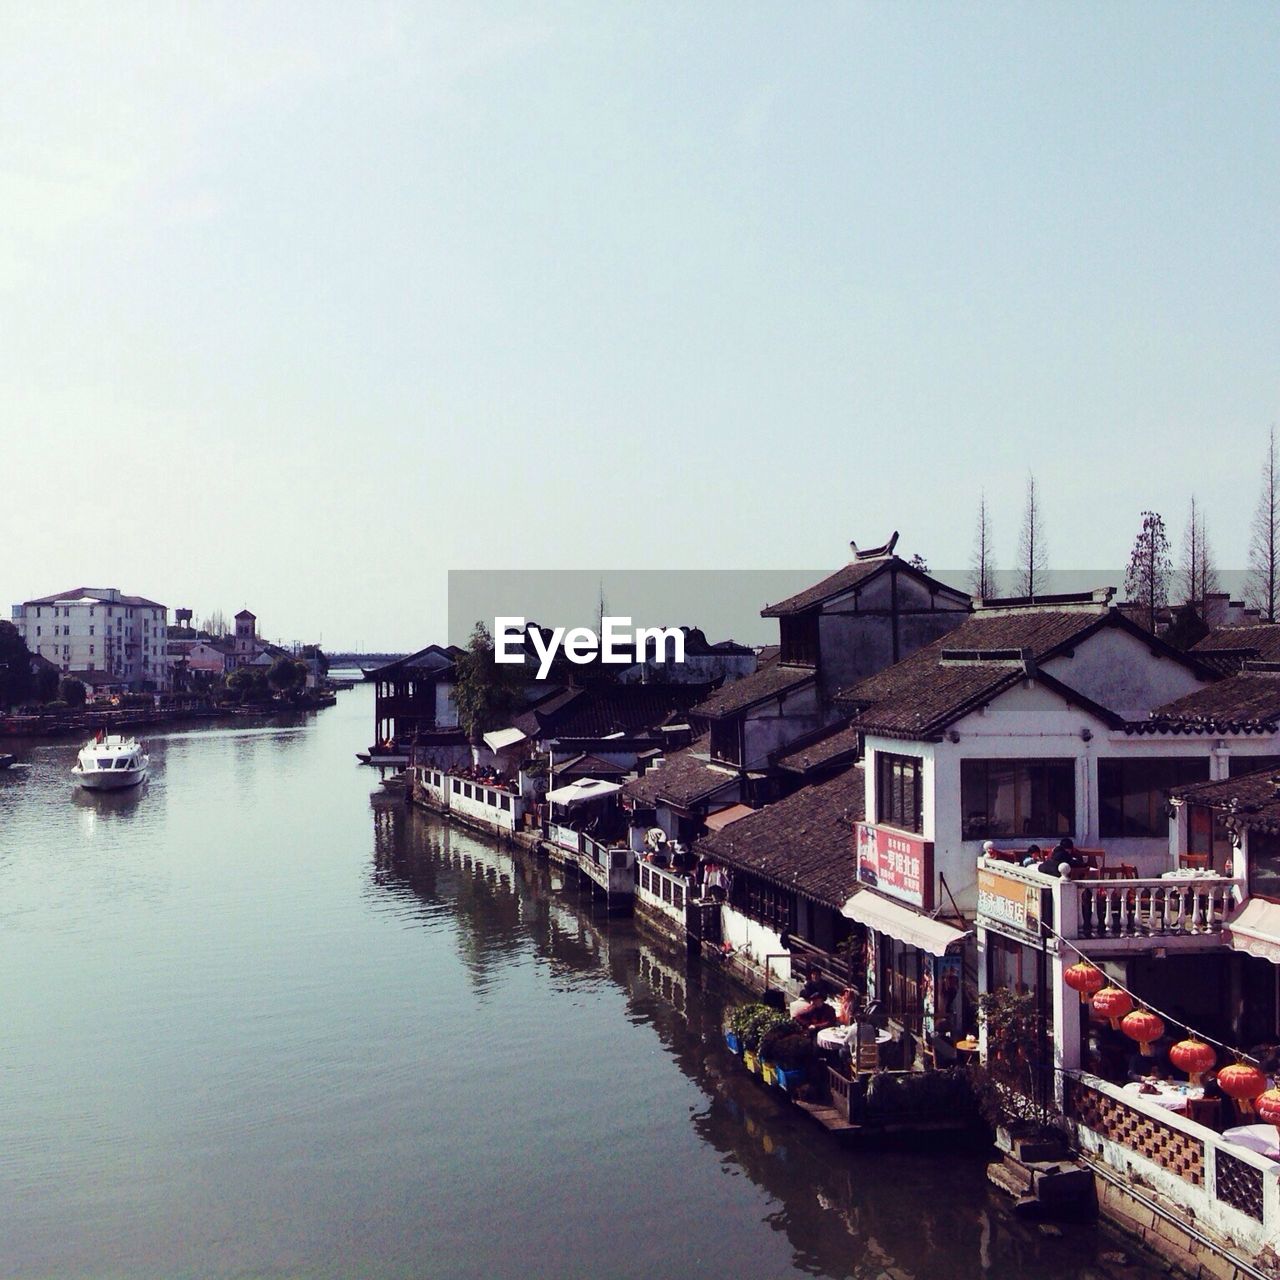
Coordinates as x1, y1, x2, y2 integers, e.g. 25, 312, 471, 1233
1076, 848, 1107, 871
1179, 853, 1210, 870
1119, 864, 1138, 879
1184, 1096, 1222, 1130
854, 1041, 880, 1074
1096, 866, 1129, 881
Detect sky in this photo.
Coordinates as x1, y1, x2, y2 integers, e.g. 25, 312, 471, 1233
3, 3, 1277, 650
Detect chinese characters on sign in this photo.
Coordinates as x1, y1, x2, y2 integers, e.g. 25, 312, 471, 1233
855, 823, 933, 909
976, 867, 1043, 940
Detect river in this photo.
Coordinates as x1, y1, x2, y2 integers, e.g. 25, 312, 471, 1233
0, 684, 1159, 1279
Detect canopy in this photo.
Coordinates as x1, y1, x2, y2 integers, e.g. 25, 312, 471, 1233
840, 891, 970, 957
1227, 898, 1280, 966
545, 778, 622, 806
704, 803, 754, 832
483, 727, 528, 754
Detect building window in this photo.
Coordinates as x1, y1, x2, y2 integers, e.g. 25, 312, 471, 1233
1249, 831, 1280, 902
779, 610, 819, 666
709, 717, 741, 766
729, 872, 794, 933
961, 758, 1075, 840
1229, 755, 1280, 779
877, 752, 924, 834
1187, 803, 1233, 872
1099, 758, 1209, 838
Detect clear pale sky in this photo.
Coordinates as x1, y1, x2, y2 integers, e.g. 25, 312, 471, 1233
3, 3, 1277, 650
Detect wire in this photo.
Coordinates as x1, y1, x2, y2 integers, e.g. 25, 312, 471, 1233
1041, 917, 1265, 1067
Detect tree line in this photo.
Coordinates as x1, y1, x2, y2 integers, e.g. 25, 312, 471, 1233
967, 428, 1280, 630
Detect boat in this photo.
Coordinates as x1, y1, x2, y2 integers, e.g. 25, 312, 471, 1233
71, 734, 149, 790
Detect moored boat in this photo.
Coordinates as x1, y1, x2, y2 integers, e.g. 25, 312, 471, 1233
72, 733, 149, 790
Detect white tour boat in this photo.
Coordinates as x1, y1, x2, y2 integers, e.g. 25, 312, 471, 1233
72, 734, 150, 791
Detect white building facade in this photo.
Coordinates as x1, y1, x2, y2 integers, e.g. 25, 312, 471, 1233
12, 587, 169, 691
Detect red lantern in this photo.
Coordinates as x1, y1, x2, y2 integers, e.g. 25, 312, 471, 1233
1218, 1062, 1268, 1116
1121, 1009, 1166, 1057
1256, 1087, 1280, 1141
1064, 962, 1106, 1004
1168, 1038, 1216, 1085
1092, 986, 1134, 1030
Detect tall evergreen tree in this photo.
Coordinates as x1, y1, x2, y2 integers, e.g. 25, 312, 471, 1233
453, 621, 524, 744
1015, 473, 1048, 598
1246, 427, 1280, 622
1124, 511, 1172, 632
969, 491, 996, 600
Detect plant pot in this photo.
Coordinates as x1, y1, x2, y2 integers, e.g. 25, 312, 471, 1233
743, 1050, 759, 1075
724, 1030, 742, 1054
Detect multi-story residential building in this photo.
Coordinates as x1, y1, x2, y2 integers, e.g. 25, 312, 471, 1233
11, 587, 169, 691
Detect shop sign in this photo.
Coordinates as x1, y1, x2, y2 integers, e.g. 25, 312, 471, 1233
977, 866, 1044, 940
855, 823, 933, 909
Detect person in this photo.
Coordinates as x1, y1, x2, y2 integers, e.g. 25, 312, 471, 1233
799, 967, 838, 1002
793, 998, 838, 1031
1037, 838, 1085, 878
1019, 844, 1042, 867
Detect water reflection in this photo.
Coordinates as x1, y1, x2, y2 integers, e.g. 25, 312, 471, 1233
369, 803, 1151, 1280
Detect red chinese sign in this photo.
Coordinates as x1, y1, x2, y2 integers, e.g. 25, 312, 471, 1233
855, 823, 933, 909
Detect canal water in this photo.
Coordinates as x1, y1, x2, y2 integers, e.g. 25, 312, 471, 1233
0, 685, 1160, 1280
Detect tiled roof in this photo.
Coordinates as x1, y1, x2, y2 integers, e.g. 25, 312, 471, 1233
696, 768, 865, 908
838, 608, 1132, 740
774, 721, 862, 774
23, 587, 166, 609
760, 560, 888, 617
690, 653, 815, 718
1173, 766, 1280, 833
623, 736, 738, 808
513, 684, 715, 742
555, 752, 630, 778
1191, 625, 1280, 674
1142, 673, 1280, 733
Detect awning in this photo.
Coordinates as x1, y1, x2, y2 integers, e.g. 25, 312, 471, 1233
483, 727, 527, 753
840, 892, 970, 957
704, 803, 754, 832
545, 778, 622, 806
1227, 898, 1280, 965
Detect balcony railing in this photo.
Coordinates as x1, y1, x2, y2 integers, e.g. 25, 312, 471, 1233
977, 857, 1240, 945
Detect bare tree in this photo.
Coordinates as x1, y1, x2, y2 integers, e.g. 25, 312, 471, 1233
1015, 473, 1048, 598
1125, 511, 1172, 632
1246, 427, 1280, 622
1179, 496, 1220, 618
201, 609, 230, 638
970, 491, 996, 600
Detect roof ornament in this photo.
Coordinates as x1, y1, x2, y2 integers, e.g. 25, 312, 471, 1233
849, 531, 899, 561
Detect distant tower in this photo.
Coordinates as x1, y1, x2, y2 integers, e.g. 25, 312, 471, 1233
175, 608, 192, 628
235, 609, 257, 653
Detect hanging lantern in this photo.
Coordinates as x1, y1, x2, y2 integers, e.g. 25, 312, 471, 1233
1121, 1009, 1166, 1057
1064, 962, 1106, 1004
1255, 1087, 1280, 1141
1168, 1038, 1216, 1084
1092, 986, 1134, 1030
1218, 1062, 1268, 1116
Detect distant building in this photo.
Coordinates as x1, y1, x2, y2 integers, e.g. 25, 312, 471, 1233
11, 587, 169, 690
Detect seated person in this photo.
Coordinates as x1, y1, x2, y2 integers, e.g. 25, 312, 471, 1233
1019, 844, 1043, 867
793, 999, 838, 1031
1201, 1071, 1243, 1127
799, 967, 838, 1002
1037, 838, 1086, 878
1127, 1051, 1170, 1084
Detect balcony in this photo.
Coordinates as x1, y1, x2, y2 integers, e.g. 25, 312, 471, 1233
977, 857, 1240, 951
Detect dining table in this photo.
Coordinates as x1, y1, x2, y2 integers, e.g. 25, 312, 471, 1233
815, 1024, 893, 1051
1121, 1079, 1203, 1112
1223, 1123, 1280, 1161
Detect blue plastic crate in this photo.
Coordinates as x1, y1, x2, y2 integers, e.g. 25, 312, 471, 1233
776, 1067, 806, 1092
724, 1030, 742, 1054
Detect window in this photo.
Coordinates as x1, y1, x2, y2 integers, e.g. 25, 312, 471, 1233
89, 626, 94, 636
961, 758, 1075, 840
877, 752, 924, 834
1099, 758, 1209, 838
1187, 803, 1233, 872
779, 611, 819, 666
1229, 755, 1280, 779
1249, 832, 1280, 902
729, 872, 794, 933
709, 717, 741, 766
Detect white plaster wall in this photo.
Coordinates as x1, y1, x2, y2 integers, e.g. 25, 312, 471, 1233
719, 907, 793, 985
742, 682, 824, 768
1042, 626, 1208, 719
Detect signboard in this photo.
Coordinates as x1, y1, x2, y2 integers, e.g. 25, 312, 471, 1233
855, 823, 933, 909
977, 866, 1044, 941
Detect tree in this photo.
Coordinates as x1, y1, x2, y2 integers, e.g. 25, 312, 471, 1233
59, 677, 86, 707
0, 621, 32, 709
227, 665, 269, 703
1124, 511, 1172, 632
453, 621, 524, 744
1015, 472, 1048, 598
1178, 495, 1220, 619
1246, 427, 1280, 622
202, 609, 230, 638
268, 656, 306, 697
969, 491, 997, 600
907, 553, 929, 572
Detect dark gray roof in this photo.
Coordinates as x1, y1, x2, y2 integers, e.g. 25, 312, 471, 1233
690, 653, 815, 718
623, 736, 738, 809
697, 768, 865, 908
1173, 766, 1280, 834
1142, 672, 1280, 734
